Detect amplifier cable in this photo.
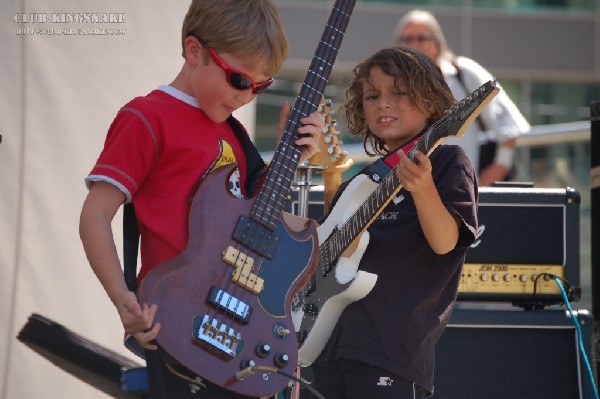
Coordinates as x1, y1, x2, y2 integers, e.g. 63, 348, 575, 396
552, 275, 600, 399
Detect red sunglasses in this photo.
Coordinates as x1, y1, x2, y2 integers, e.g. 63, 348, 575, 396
190, 34, 273, 94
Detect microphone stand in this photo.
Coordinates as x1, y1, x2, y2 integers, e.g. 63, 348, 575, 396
280, 160, 323, 399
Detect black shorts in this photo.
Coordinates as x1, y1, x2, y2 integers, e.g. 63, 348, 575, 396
303, 358, 430, 399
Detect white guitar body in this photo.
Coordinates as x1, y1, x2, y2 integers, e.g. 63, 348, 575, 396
297, 175, 379, 366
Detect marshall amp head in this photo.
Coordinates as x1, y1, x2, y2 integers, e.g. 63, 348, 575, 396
459, 186, 581, 308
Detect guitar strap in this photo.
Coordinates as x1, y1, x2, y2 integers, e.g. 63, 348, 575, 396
123, 116, 267, 293
364, 131, 424, 183
452, 59, 487, 133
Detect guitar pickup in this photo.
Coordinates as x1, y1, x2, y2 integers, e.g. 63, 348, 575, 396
192, 314, 243, 359
232, 216, 279, 259
223, 246, 264, 294
207, 286, 252, 324
223, 246, 254, 269
232, 264, 264, 295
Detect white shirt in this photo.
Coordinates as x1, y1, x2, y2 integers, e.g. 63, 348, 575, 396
439, 56, 530, 171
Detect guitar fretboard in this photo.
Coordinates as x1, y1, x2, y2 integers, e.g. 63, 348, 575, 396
318, 81, 497, 273
250, 0, 356, 231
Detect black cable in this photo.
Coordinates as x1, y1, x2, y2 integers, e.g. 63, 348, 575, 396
275, 369, 325, 399
235, 366, 325, 399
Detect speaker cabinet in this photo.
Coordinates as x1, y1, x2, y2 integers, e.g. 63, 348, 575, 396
434, 309, 596, 399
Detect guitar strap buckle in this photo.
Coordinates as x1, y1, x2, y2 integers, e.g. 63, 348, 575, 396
365, 131, 424, 184
365, 158, 392, 183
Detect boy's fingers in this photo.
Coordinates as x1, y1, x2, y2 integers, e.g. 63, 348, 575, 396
124, 298, 142, 317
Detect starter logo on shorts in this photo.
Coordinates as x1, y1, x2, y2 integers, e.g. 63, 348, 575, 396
377, 377, 394, 386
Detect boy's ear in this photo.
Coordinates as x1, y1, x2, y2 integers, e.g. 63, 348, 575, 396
184, 36, 202, 66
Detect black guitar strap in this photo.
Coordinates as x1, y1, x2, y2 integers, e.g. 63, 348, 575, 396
122, 116, 267, 292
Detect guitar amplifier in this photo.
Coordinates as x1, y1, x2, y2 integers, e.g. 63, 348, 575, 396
285, 185, 582, 308
435, 308, 596, 399
460, 185, 581, 308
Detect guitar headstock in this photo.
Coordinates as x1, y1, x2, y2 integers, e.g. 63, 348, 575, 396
405, 80, 500, 161
309, 97, 354, 212
309, 98, 349, 168
446, 80, 499, 140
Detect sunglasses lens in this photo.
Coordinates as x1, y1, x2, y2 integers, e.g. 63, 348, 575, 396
252, 81, 272, 94
229, 73, 272, 94
228, 72, 253, 91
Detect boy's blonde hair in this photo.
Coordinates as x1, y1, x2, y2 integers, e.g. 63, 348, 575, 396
181, 0, 288, 76
342, 47, 455, 156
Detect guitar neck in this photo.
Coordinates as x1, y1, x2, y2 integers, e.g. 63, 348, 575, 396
250, 0, 356, 231
319, 81, 499, 266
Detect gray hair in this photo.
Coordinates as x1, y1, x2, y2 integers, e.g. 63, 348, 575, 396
394, 9, 454, 63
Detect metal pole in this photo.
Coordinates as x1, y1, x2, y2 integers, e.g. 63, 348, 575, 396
591, 100, 600, 320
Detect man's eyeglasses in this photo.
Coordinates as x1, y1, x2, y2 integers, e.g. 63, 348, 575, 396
398, 35, 435, 45
190, 34, 273, 94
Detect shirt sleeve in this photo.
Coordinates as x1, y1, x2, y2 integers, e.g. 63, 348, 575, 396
85, 106, 159, 202
432, 145, 479, 249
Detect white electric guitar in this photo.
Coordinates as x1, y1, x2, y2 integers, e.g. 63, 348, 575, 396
296, 80, 500, 366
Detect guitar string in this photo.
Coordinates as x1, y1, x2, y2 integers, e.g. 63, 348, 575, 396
302, 82, 492, 340
320, 82, 492, 266
250, 0, 351, 231
320, 107, 456, 272
243, 4, 350, 286
205, 0, 354, 355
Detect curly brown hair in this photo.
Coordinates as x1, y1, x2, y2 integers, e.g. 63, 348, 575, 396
342, 47, 455, 156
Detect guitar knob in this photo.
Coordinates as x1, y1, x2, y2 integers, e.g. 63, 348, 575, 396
297, 330, 308, 346
274, 323, 291, 338
274, 353, 290, 368
303, 303, 318, 316
240, 358, 256, 370
255, 343, 271, 358
304, 277, 316, 296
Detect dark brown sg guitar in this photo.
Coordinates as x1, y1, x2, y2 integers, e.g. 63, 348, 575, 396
137, 1, 357, 397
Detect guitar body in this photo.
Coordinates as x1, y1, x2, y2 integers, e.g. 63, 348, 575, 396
138, 164, 318, 397
297, 175, 379, 366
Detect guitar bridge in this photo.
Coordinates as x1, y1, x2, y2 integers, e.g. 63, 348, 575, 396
192, 314, 244, 359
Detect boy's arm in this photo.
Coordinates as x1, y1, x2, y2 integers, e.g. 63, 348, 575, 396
478, 137, 516, 186
79, 181, 160, 349
396, 150, 460, 255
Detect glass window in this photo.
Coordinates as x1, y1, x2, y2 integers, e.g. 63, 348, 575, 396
530, 82, 600, 125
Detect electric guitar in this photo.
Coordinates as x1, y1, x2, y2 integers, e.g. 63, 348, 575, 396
296, 80, 500, 366
290, 98, 354, 331
136, 1, 356, 397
